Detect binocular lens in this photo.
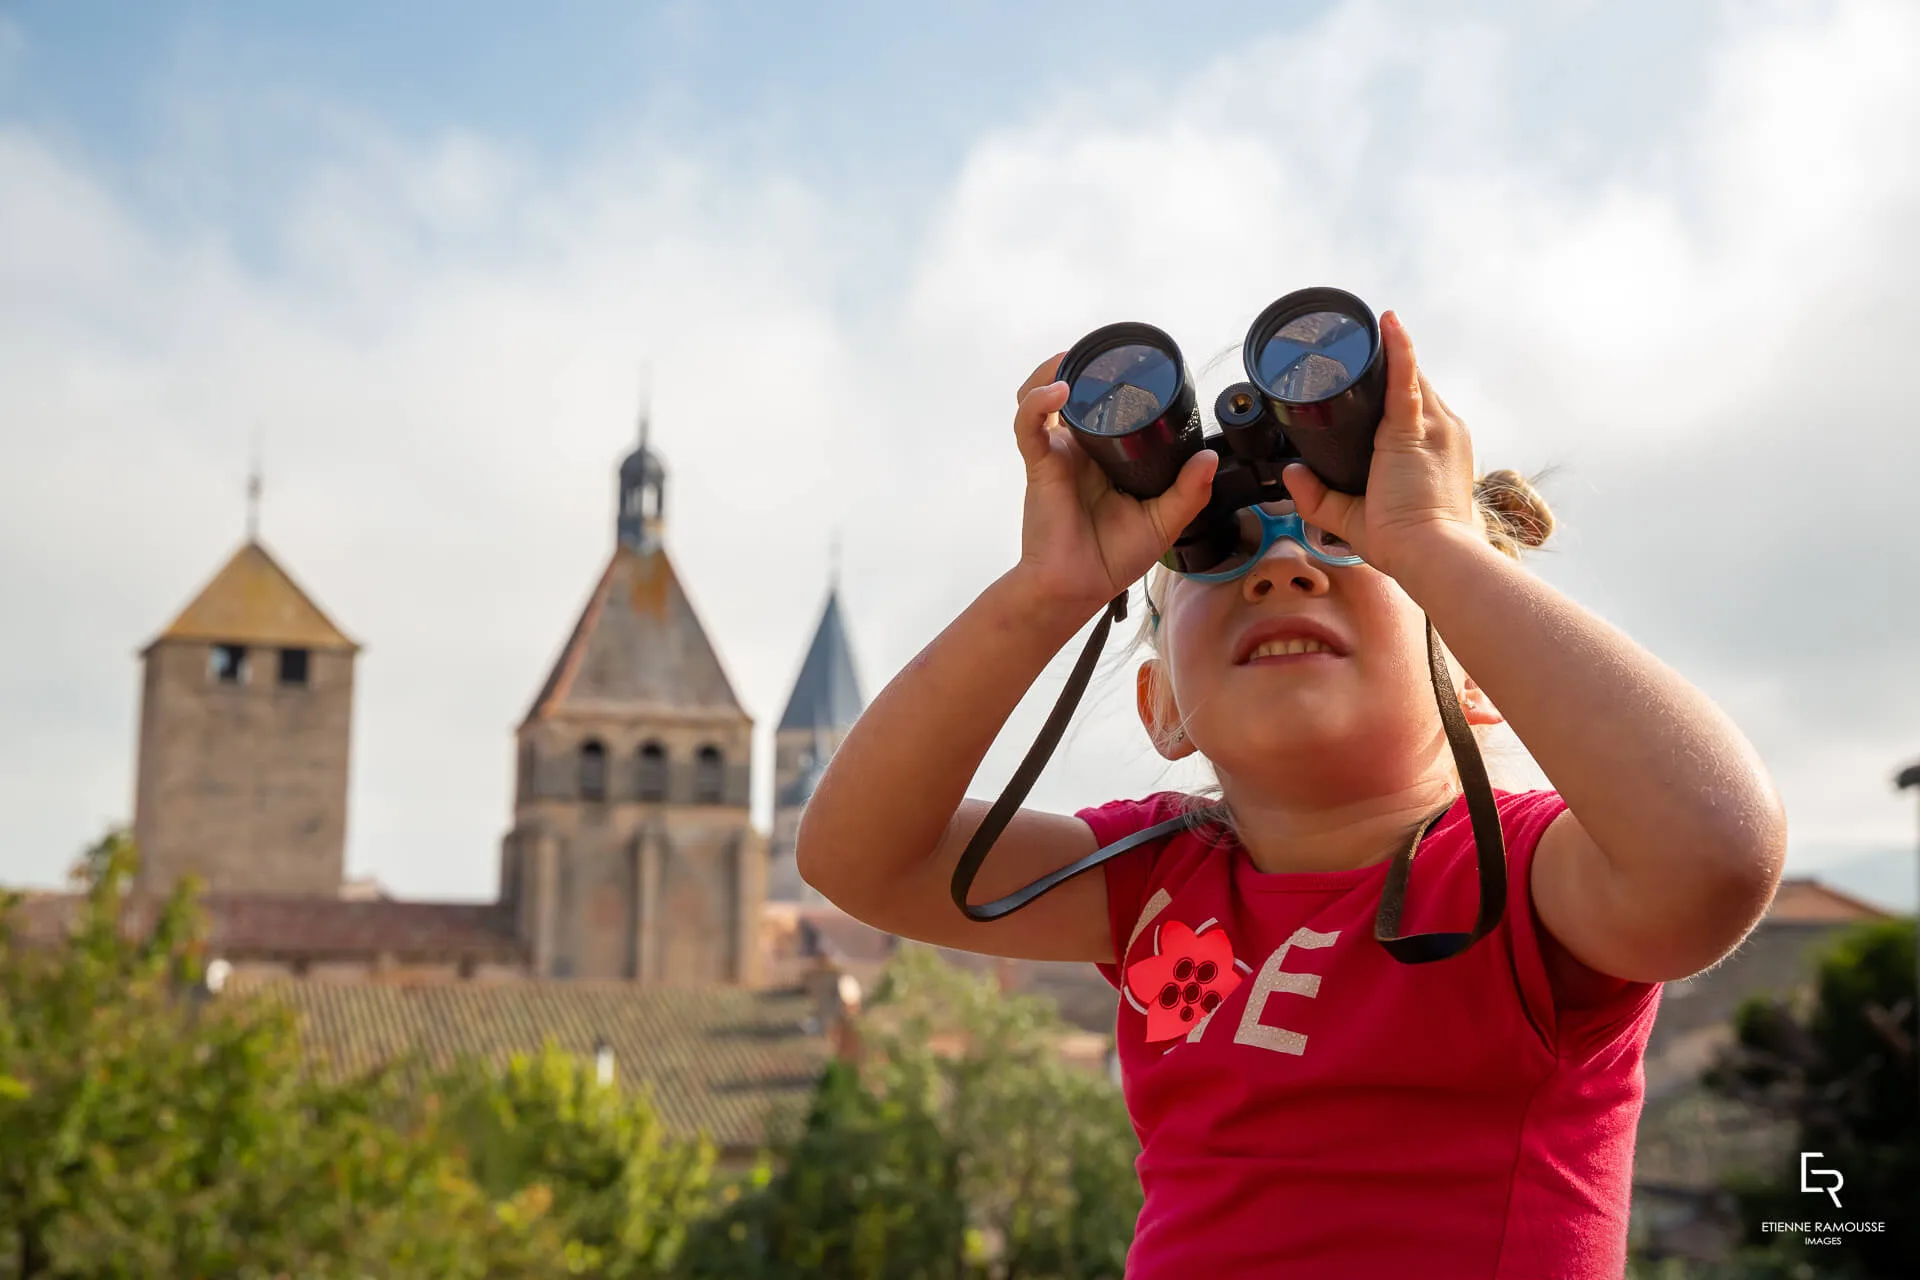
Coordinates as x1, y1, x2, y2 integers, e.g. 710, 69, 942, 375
1065, 342, 1179, 436
1253, 310, 1372, 403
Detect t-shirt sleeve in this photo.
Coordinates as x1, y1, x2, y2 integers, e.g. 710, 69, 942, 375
1497, 790, 1662, 1059
1075, 793, 1180, 990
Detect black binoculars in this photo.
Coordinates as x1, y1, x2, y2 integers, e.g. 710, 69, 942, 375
954, 286, 1511, 965
1055, 287, 1386, 574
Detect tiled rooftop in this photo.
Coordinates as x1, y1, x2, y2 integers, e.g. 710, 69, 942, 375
10, 892, 525, 963
232, 978, 832, 1152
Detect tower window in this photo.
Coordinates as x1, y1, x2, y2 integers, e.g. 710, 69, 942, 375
580, 740, 608, 802
210, 644, 247, 685
278, 648, 310, 687
637, 741, 668, 802
694, 745, 725, 805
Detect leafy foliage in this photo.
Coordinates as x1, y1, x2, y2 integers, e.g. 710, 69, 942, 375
0, 831, 711, 1278
683, 948, 1141, 1279
2, 834, 1142, 1277
1701, 917, 1918, 1277
440, 1041, 717, 1276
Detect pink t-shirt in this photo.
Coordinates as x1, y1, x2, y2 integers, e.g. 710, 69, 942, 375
1078, 788, 1660, 1279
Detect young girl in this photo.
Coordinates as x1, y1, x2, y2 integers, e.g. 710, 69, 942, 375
796, 310, 1785, 1277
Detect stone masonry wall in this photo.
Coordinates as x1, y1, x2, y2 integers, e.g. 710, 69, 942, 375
133, 640, 352, 896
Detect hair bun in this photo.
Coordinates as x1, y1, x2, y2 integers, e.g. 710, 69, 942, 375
1474, 469, 1555, 554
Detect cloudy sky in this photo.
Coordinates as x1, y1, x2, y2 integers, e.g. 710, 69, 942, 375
2, 0, 1916, 907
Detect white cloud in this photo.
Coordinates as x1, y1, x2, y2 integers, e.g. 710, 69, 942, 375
1, 0, 1916, 897
891, 0, 1920, 852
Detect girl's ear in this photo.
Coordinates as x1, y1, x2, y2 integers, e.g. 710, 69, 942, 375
1438, 637, 1504, 728
1136, 659, 1198, 760
1459, 672, 1505, 728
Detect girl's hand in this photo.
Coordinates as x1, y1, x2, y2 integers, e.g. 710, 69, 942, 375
1282, 311, 1481, 581
1009, 353, 1218, 620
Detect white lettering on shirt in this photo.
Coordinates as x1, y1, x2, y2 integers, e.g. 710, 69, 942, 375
1126, 889, 1173, 956
1231, 927, 1340, 1056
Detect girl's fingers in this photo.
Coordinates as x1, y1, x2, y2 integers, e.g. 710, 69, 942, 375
1014, 380, 1070, 470
1378, 310, 1424, 440
1283, 463, 1358, 542
1144, 449, 1218, 544
1017, 352, 1070, 404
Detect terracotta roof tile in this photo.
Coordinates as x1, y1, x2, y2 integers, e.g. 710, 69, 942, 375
796, 906, 898, 964
1766, 877, 1893, 924
231, 979, 831, 1151
8, 892, 524, 963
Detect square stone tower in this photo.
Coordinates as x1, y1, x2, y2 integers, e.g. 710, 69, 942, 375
132, 540, 358, 896
501, 415, 761, 984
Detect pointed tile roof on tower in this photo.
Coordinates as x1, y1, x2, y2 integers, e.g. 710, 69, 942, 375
148, 540, 356, 653
522, 545, 746, 725
778, 588, 864, 733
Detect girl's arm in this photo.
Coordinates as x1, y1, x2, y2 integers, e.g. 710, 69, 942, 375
1393, 529, 1786, 984
798, 356, 1219, 963
796, 569, 1116, 962
1286, 310, 1786, 985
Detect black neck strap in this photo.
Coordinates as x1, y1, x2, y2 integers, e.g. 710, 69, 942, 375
949, 592, 1509, 964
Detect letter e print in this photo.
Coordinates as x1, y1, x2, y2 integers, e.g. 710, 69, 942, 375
1233, 927, 1340, 1056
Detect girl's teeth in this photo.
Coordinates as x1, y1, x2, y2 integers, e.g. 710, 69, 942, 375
1252, 637, 1331, 659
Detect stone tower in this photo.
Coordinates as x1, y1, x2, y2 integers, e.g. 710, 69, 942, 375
767, 581, 866, 902
501, 414, 761, 983
132, 539, 359, 896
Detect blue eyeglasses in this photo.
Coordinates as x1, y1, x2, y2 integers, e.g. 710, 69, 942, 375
1170, 502, 1364, 583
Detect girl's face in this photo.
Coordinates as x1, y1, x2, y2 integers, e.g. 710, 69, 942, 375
1139, 504, 1490, 802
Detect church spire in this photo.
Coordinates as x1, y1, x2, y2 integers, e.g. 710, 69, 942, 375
778, 579, 865, 735
246, 432, 263, 543
616, 376, 665, 553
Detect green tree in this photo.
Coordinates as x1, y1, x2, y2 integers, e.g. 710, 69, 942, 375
1705, 917, 1918, 1277
681, 948, 1142, 1279
0, 831, 563, 1278
440, 1041, 716, 1277
676, 1056, 968, 1280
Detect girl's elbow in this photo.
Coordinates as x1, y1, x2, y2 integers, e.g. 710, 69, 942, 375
1660, 811, 1790, 979
1710, 782, 1790, 911
794, 814, 837, 900
794, 810, 875, 916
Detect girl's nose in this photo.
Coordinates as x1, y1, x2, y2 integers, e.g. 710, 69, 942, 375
1242, 539, 1329, 601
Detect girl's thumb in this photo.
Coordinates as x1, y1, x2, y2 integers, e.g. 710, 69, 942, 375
1143, 448, 1216, 551
1168, 448, 1218, 524
1283, 462, 1328, 521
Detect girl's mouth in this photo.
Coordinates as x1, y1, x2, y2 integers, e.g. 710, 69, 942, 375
1231, 617, 1351, 664
1245, 637, 1340, 663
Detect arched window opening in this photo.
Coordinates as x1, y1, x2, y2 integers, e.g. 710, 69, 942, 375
637, 741, 668, 803
580, 739, 608, 802
694, 744, 725, 805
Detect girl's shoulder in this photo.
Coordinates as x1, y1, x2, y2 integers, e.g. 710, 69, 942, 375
1074, 790, 1212, 846
1078, 793, 1233, 987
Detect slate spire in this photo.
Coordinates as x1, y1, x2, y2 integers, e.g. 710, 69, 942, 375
778, 587, 865, 735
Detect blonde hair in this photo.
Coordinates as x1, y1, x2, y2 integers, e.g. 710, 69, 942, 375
1126, 470, 1557, 822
